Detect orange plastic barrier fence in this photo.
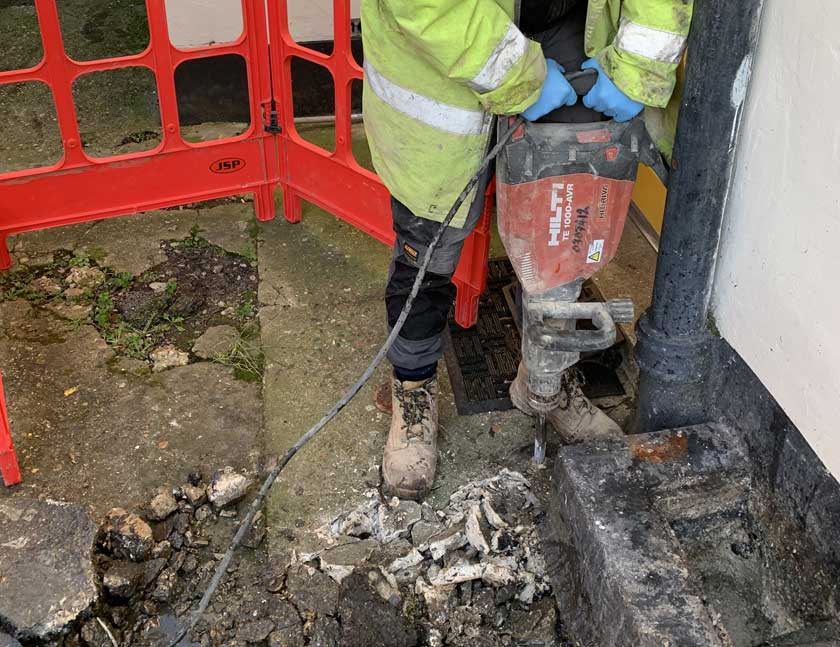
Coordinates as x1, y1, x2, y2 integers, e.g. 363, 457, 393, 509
0, 0, 494, 485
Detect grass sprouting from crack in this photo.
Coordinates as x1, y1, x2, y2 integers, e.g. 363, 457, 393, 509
211, 324, 265, 382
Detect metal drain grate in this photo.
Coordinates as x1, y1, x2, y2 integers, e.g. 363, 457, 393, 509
442, 259, 627, 416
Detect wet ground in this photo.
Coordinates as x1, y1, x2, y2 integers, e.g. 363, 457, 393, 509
0, 9, 657, 640
1, 97, 659, 642
0, 184, 600, 644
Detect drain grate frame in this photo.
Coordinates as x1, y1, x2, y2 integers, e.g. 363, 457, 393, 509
443, 258, 627, 416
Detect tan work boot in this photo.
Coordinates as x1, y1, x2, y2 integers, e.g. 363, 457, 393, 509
509, 362, 623, 444
382, 375, 439, 500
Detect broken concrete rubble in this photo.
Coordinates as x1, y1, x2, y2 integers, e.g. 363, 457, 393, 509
298, 469, 557, 644
388, 547, 425, 573
65, 266, 105, 289
192, 324, 239, 359
411, 519, 444, 546
428, 524, 468, 559
100, 508, 154, 562
147, 489, 178, 521
379, 498, 423, 542
466, 504, 491, 554
318, 538, 378, 583
149, 344, 189, 372
181, 483, 207, 506
208, 466, 252, 509
1, 453, 556, 646
367, 566, 402, 606
102, 560, 146, 600
28, 275, 61, 296
428, 562, 485, 586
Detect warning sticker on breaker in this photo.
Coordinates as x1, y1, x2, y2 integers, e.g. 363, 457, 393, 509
587, 239, 604, 263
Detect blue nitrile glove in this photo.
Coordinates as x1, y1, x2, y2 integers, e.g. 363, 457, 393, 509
580, 58, 644, 122
522, 59, 577, 121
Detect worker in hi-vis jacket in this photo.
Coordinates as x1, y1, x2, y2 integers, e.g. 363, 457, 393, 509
361, 0, 693, 499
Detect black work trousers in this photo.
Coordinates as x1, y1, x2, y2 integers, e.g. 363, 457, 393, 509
384, 2, 592, 371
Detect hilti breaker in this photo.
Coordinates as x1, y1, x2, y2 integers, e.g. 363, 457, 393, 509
496, 71, 665, 462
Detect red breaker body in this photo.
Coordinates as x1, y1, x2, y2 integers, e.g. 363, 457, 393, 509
497, 117, 648, 293
496, 113, 665, 462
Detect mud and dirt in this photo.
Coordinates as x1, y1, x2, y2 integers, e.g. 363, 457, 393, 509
11, 468, 571, 647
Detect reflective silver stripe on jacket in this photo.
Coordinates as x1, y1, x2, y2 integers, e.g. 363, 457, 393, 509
364, 61, 490, 136
614, 17, 687, 64
467, 23, 530, 93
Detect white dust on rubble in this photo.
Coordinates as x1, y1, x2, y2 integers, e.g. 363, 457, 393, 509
293, 469, 550, 606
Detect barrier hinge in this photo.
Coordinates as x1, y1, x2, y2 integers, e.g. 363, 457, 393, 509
264, 104, 282, 135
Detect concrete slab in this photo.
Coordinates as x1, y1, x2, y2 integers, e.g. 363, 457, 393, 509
260, 298, 391, 555
0, 498, 98, 640
547, 422, 803, 647
0, 312, 261, 514
0, 632, 21, 647
9, 201, 257, 276
257, 200, 390, 308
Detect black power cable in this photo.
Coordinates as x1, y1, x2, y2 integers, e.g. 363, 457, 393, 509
166, 117, 523, 647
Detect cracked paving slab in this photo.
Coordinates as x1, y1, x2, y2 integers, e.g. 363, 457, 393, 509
0, 498, 98, 640
9, 201, 258, 277
0, 317, 262, 513
1, 131, 563, 643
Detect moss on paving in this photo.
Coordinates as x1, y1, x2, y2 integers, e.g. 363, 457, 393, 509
0, 0, 160, 169
1, 229, 265, 379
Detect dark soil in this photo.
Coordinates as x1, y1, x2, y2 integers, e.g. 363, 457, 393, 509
104, 233, 259, 354
0, 231, 262, 378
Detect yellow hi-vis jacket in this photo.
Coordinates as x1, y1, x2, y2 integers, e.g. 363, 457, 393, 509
362, 0, 693, 228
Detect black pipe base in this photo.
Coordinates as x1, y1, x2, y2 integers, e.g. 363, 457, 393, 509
632, 311, 714, 434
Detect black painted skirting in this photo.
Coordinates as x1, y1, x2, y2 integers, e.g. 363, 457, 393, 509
707, 337, 840, 567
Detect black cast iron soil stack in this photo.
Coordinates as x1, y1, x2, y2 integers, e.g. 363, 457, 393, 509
633, 0, 766, 433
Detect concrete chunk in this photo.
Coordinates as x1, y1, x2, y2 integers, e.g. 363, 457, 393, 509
100, 508, 154, 561
379, 499, 422, 542
147, 489, 178, 521
387, 548, 424, 574
427, 525, 467, 560
0, 499, 98, 640
465, 504, 490, 554
150, 344, 189, 372
428, 562, 484, 586
208, 467, 252, 509
192, 325, 240, 360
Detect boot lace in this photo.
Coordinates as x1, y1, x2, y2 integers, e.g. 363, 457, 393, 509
396, 381, 433, 441
559, 368, 596, 416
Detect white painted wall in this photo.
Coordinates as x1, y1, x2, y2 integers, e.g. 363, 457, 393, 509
166, 0, 360, 48
712, 0, 840, 477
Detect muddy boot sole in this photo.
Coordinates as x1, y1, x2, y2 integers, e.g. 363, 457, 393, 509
381, 476, 429, 502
